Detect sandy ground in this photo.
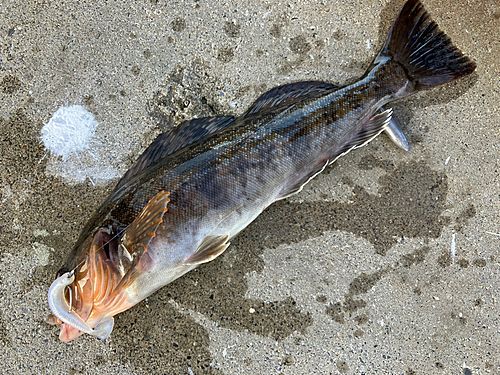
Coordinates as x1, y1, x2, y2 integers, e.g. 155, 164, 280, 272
0, 0, 498, 374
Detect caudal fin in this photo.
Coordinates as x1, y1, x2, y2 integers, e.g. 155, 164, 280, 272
381, 0, 476, 91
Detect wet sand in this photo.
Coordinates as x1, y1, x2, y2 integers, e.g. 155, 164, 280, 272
0, 0, 498, 373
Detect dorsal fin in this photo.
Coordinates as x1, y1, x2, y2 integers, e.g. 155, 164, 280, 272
244, 81, 338, 117
116, 116, 235, 189
184, 235, 230, 266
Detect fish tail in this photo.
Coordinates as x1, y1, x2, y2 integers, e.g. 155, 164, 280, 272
377, 0, 476, 95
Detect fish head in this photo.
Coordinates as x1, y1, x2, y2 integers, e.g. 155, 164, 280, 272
48, 227, 145, 342
48, 190, 171, 342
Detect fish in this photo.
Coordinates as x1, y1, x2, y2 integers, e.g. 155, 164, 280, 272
47, 0, 475, 342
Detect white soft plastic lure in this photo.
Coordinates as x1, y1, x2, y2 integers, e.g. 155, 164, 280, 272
47, 271, 114, 340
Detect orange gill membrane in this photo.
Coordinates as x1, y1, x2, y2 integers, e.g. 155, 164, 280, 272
51, 228, 139, 342
49, 191, 169, 341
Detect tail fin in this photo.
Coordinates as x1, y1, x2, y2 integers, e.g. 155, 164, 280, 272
381, 0, 476, 91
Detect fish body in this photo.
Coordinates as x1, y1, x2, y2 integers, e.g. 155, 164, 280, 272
48, 0, 475, 342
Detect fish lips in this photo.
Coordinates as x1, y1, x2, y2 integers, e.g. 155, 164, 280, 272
46, 313, 89, 342
59, 322, 85, 342
50, 227, 144, 342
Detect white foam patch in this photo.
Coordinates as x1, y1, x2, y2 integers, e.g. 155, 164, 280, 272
41, 105, 97, 159
41, 105, 120, 185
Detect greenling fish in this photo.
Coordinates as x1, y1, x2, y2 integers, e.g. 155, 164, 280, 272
48, 0, 475, 342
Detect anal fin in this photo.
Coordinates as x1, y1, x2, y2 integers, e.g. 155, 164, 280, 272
279, 109, 393, 201
332, 108, 393, 162
278, 159, 329, 200
185, 235, 230, 265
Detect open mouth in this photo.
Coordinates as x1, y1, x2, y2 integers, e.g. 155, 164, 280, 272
48, 227, 137, 342
48, 191, 170, 342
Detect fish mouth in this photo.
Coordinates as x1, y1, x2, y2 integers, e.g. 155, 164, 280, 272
59, 322, 84, 342
49, 228, 142, 342
46, 315, 85, 343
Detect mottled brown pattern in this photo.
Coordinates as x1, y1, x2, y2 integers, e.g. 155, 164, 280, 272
1, 74, 21, 94
61, 72, 389, 272
0, 310, 10, 347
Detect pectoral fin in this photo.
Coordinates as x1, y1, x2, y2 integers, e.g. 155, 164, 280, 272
122, 191, 170, 255
185, 235, 230, 265
93, 317, 114, 341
